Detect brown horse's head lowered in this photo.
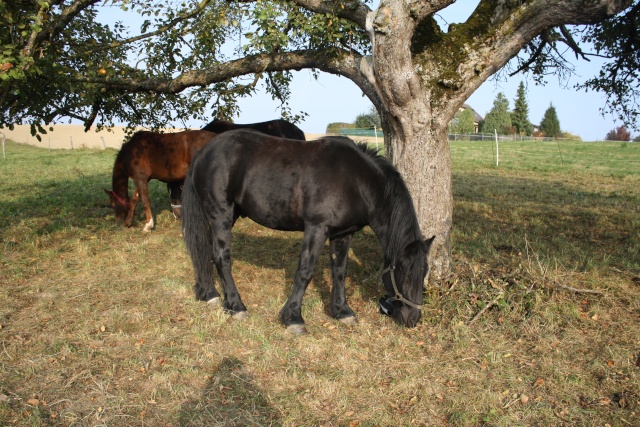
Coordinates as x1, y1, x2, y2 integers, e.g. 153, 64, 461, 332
104, 188, 129, 223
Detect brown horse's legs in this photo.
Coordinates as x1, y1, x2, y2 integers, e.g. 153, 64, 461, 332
132, 178, 154, 232
124, 186, 139, 227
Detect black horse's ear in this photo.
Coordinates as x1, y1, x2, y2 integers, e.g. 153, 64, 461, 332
424, 236, 435, 255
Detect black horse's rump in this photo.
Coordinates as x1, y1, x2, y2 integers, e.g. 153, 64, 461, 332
160, 118, 306, 221
202, 118, 306, 141
182, 129, 433, 333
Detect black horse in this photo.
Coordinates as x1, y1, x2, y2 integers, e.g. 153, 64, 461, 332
202, 118, 306, 141
168, 118, 306, 220
181, 129, 433, 334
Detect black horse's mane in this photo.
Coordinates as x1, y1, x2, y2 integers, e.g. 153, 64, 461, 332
354, 143, 424, 265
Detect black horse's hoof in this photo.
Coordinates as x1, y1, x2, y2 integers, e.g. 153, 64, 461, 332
339, 316, 357, 325
232, 311, 249, 320
206, 297, 221, 307
286, 324, 308, 335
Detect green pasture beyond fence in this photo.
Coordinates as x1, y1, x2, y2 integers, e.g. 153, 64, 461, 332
447, 139, 640, 176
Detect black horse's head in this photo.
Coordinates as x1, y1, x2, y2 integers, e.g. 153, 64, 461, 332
104, 188, 129, 223
381, 236, 435, 327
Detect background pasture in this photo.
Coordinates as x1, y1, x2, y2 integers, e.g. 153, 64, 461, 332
0, 138, 638, 426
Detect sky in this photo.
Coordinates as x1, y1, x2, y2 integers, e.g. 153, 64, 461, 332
97, 2, 626, 141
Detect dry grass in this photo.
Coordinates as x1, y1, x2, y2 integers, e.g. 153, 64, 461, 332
0, 140, 639, 426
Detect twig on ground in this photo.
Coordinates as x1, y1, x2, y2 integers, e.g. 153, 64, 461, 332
524, 236, 606, 296
469, 290, 504, 324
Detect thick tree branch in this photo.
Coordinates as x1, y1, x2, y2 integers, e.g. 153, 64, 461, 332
74, 47, 376, 97
438, 0, 632, 119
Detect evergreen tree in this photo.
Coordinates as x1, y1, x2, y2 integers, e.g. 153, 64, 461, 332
449, 108, 476, 134
482, 93, 512, 134
539, 104, 561, 137
512, 81, 533, 135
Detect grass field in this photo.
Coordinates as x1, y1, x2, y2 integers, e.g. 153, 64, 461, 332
0, 139, 639, 426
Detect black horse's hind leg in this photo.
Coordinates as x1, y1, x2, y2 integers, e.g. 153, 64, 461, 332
280, 225, 328, 334
210, 217, 248, 318
329, 233, 356, 322
194, 278, 221, 303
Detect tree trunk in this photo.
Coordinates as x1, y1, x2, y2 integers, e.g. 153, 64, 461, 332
370, 4, 454, 280
384, 112, 453, 281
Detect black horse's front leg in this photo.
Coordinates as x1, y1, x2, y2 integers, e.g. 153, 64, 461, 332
280, 225, 328, 334
329, 233, 356, 323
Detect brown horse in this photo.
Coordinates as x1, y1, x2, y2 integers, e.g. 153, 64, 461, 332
105, 130, 216, 231
202, 118, 306, 141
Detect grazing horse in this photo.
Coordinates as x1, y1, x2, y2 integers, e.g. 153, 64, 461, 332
105, 130, 216, 231
202, 118, 306, 141
159, 119, 305, 220
181, 129, 433, 334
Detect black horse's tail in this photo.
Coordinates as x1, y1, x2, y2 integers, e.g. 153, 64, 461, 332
181, 171, 217, 301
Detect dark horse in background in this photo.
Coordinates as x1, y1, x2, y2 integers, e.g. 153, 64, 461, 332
164, 118, 307, 220
202, 118, 306, 141
105, 130, 216, 231
181, 129, 433, 334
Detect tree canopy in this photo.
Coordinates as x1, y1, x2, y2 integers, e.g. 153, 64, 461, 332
1, 1, 636, 135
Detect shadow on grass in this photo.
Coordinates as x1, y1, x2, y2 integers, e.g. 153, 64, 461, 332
177, 357, 282, 427
452, 172, 639, 271
0, 171, 179, 234
228, 225, 385, 314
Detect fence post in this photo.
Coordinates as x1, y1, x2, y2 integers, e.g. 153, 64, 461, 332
374, 126, 379, 151
101, 136, 106, 150
70, 136, 73, 149
494, 129, 499, 166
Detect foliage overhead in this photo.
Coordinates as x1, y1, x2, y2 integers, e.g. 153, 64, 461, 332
0, 0, 636, 139
579, 2, 640, 130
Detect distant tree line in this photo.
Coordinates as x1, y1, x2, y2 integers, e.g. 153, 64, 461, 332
477, 82, 563, 138
331, 93, 640, 142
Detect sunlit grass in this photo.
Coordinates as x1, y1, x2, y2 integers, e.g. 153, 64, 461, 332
0, 140, 638, 426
